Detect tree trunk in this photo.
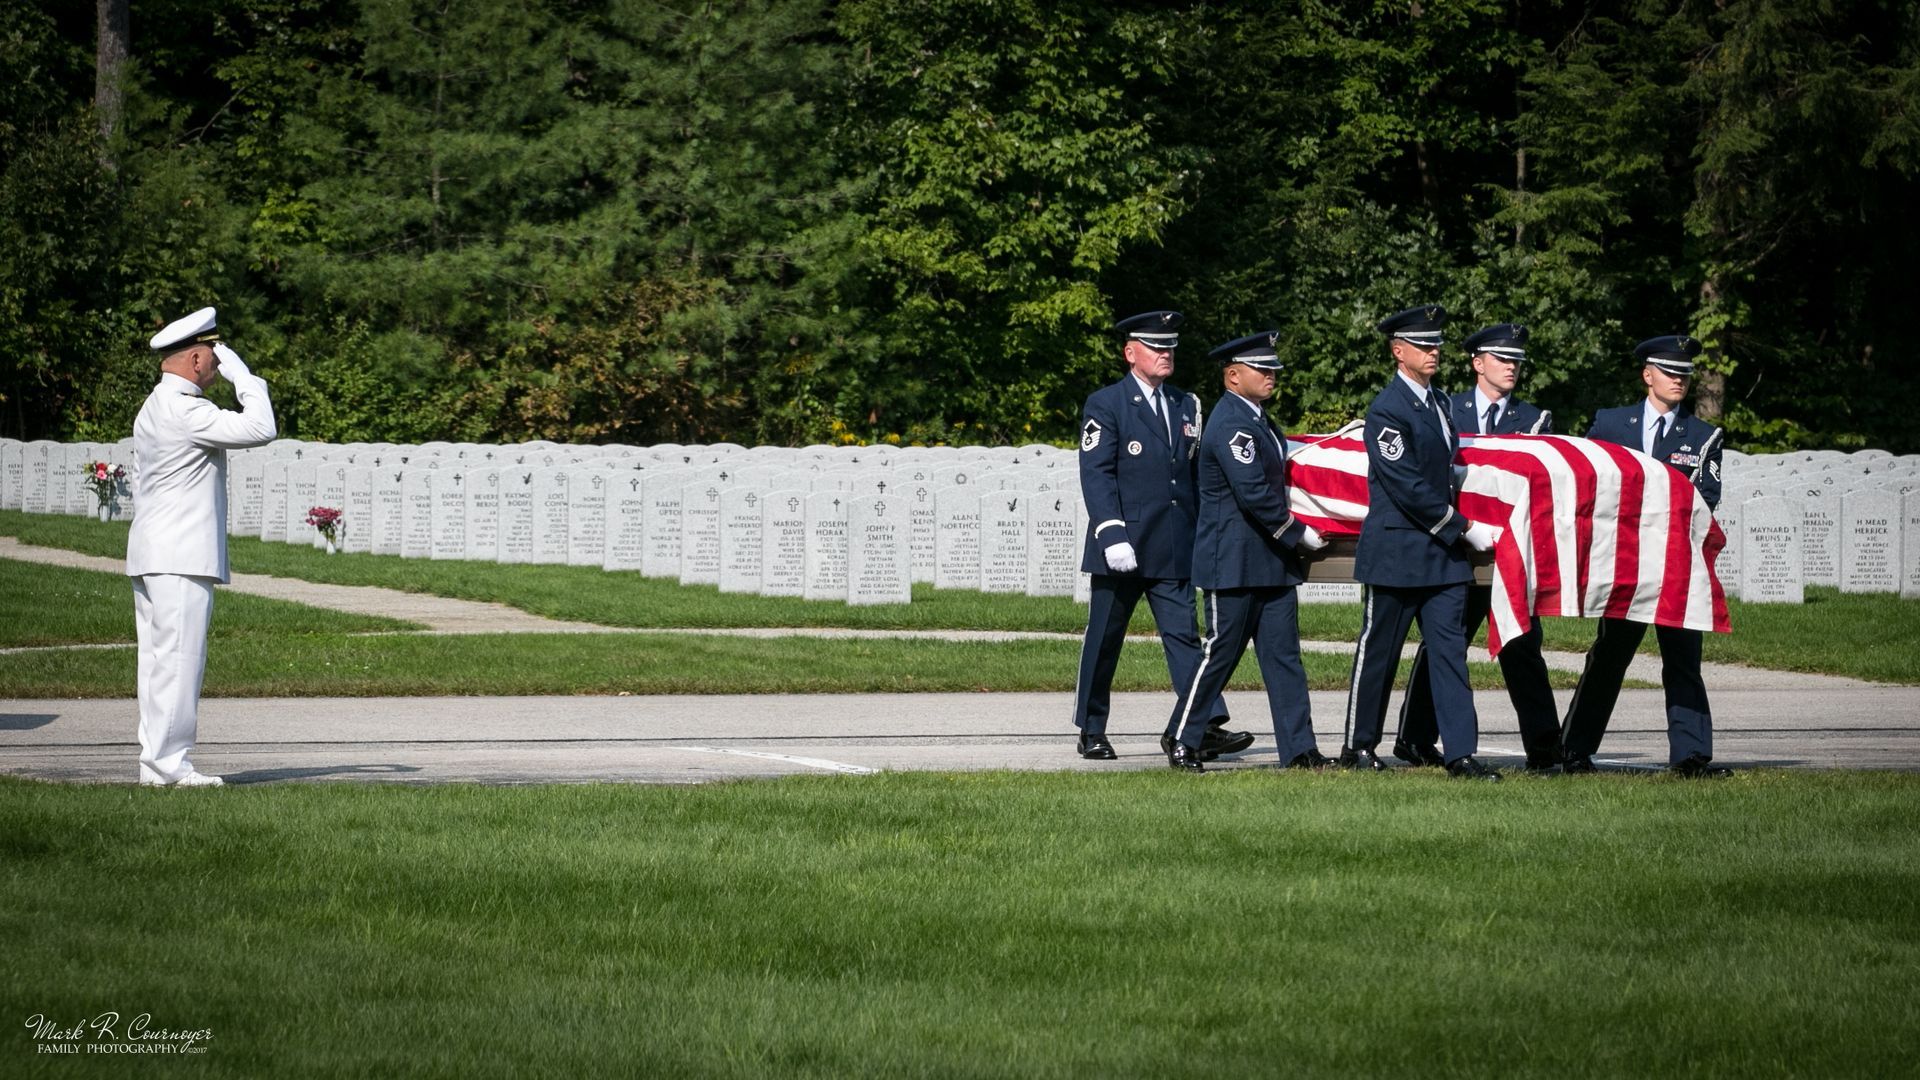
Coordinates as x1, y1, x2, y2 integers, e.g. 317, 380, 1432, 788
1694, 277, 1727, 423
95, 0, 130, 165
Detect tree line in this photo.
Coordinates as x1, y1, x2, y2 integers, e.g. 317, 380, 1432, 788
3, 0, 1915, 449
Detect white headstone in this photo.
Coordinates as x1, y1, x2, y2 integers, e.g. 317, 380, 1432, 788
978, 489, 1029, 593
933, 486, 981, 590
716, 488, 766, 593
760, 489, 809, 597
1740, 497, 1804, 604
1790, 486, 1841, 588
228, 452, 266, 537
1904, 491, 1920, 600
19, 441, 55, 514
602, 471, 648, 571
497, 469, 537, 563
464, 468, 503, 561
369, 465, 405, 555
316, 463, 348, 549
565, 469, 608, 566
641, 469, 691, 578
847, 494, 912, 605
1299, 583, 1364, 603
60, 443, 99, 515
0, 440, 22, 510
903, 482, 938, 584
1025, 492, 1080, 597
803, 490, 851, 601
400, 469, 435, 558
260, 458, 291, 542
1713, 487, 1752, 599
431, 468, 469, 560
341, 467, 374, 553
286, 460, 320, 547
1839, 489, 1901, 594
530, 468, 570, 564
677, 482, 724, 585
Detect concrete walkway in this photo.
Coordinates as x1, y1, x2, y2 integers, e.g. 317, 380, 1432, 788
4, 687, 1917, 785
0, 538, 1876, 690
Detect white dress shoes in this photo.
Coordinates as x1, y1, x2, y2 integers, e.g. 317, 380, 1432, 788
140, 771, 225, 788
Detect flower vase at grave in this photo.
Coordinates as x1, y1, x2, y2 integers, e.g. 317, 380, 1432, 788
325, 538, 337, 555
97, 505, 110, 523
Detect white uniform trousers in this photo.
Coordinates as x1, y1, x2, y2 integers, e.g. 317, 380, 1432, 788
132, 573, 217, 783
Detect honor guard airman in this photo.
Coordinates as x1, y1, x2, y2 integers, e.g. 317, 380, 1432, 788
1162, 332, 1332, 771
1072, 311, 1250, 761
1340, 305, 1502, 779
127, 307, 278, 786
1560, 335, 1730, 777
1395, 323, 1564, 772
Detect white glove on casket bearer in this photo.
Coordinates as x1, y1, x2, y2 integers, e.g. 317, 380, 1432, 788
1463, 521, 1501, 553
1299, 525, 1328, 551
1103, 542, 1138, 573
212, 343, 253, 383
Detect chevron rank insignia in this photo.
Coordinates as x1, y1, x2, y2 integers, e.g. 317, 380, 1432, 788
1378, 427, 1405, 462
1228, 431, 1257, 465
1080, 419, 1101, 452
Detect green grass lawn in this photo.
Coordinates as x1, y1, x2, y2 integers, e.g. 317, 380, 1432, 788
0, 562, 1565, 697
2, 771, 1916, 1077
6, 510, 1917, 683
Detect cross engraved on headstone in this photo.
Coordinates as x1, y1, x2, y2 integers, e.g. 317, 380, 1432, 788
746, 493, 758, 508
453, 474, 463, 487
705, 487, 720, 500
875, 500, 887, 514
916, 487, 929, 502
834, 498, 842, 510
294, 448, 304, 459
719, 471, 731, 482
787, 497, 801, 512
629, 478, 641, 491
487, 474, 498, 488
876, 480, 888, 493
592, 474, 604, 489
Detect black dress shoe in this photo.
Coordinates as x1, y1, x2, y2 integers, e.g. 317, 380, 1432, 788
1561, 753, 1598, 774
1445, 755, 1503, 781
1671, 753, 1732, 778
1077, 733, 1117, 760
1167, 742, 1205, 772
1391, 740, 1446, 767
1202, 727, 1256, 760
1523, 750, 1565, 774
1338, 746, 1388, 771
1285, 749, 1334, 769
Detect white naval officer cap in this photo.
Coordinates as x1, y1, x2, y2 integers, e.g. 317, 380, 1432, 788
150, 307, 221, 354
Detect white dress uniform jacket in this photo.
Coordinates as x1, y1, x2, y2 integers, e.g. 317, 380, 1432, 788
126, 371, 277, 582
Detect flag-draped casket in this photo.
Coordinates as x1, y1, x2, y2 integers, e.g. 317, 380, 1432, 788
1285, 422, 1730, 655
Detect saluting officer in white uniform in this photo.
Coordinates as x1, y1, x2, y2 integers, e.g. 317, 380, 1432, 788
126, 308, 277, 786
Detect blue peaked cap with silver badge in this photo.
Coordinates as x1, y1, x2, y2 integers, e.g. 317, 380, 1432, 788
1635, 334, 1701, 377
1374, 304, 1447, 347
149, 307, 221, 354
1113, 310, 1182, 350
1463, 322, 1528, 362
1209, 330, 1283, 370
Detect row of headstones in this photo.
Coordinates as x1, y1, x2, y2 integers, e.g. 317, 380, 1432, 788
0, 439, 140, 518
1715, 449, 1920, 600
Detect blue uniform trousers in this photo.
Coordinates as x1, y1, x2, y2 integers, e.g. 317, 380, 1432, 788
1345, 583, 1479, 760
1074, 575, 1227, 735
1398, 585, 1560, 761
1561, 618, 1712, 764
1166, 586, 1315, 758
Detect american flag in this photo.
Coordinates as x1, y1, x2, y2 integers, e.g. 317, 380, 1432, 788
1285, 421, 1730, 655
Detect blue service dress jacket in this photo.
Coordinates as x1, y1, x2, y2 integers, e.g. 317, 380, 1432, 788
1453, 393, 1552, 436
1586, 404, 1724, 510
1191, 395, 1309, 590
1078, 376, 1202, 578
1353, 377, 1474, 588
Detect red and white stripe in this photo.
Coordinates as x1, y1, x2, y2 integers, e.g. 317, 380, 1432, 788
1286, 423, 1729, 655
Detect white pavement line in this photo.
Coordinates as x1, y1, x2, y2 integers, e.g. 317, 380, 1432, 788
0, 642, 135, 656
672, 746, 877, 775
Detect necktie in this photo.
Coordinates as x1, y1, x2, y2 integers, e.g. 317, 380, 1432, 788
1483, 402, 1498, 435
1654, 414, 1669, 448
1154, 388, 1172, 446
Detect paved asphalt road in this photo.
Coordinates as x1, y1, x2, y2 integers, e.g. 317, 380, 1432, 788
4, 686, 1917, 785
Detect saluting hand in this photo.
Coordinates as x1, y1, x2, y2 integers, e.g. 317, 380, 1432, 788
212, 343, 252, 382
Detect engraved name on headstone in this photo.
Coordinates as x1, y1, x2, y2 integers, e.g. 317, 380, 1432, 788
229, 452, 266, 537
565, 469, 607, 566
1839, 489, 1901, 594
341, 467, 374, 554
641, 468, 692, 578
1798, 488, 1842, 588
260, 458, 291, 542
369, 467, 405, 555
760, 489, 808, 597
1025, 492, 1080, 597
978, 490, 1028, 593
498, 469, 538, 563
718, 488, 766, 594
400, 469, 435, 558
847, 495, 912, 605
679, 482, 725, 585
464, 468, 502, 561
933, 486, 981, 590
317, 463, 348, 549
603, 472, 648, 571
530, 468, 571, 564
286, 460, 320, 547
1740, 496, 1804, 604
803, 490, 850, 601
431, 469, 468, 560
1904, 490, 1920, 600
906, 483, 937, 583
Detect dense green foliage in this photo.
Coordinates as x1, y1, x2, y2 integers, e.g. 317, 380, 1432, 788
3, 0, 1915, 448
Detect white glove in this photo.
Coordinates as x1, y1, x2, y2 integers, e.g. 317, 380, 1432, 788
1298, 525, 1328, 551
212, 343, 252, 383
1103, 542, 1138, 573
1463, 521, 1500, 553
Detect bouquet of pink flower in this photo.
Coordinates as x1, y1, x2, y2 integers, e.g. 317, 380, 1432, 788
305, 506, 344, 544
82, 461, 126, 508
